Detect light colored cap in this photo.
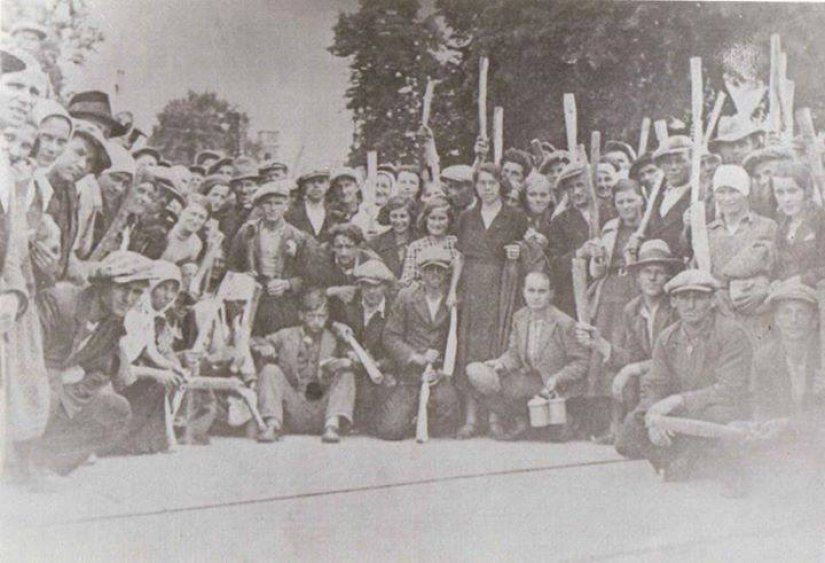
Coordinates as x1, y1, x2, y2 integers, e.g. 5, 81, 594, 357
653, 135, 692, 162
353, 259, 396, 284
150, 260, 182, 286
331, 167, 361, 185
32, 99, 71, 127
440, 164, 474, 184
765, 278, 818, 308
417, 246, 452, 269
664, 269, 721, 295
627, 239, 682, 271
11, 21, 48, 40
252, 179, 290, 205
712, 164, 750, 196
93, 250, 156, 285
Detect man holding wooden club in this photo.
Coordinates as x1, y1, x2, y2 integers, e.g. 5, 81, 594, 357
378, 246, 460, 440
615, 268, 752, 484
466, 271, 590, 441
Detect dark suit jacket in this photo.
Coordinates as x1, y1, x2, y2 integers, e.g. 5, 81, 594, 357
383, 285, 449, 378
547, 207, 591, 317
498, 305, 590, 398
285, 201, 334, 242
227, 218, 316, 288
331, 293, 394, 362
368, 230, 405, 278
263, 326, 343, 391
646, 182, 691, 260
607, 296, 679, 371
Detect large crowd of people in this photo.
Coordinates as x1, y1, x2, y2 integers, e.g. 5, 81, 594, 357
1, 19, 822, 498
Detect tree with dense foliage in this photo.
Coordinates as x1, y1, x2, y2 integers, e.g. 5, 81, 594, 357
332, 0, 825, 165
150, 91, 256, 165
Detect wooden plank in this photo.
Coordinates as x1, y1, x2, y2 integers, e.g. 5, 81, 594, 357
572, 257, 590, 323
653, 119, 669, 146
690, 57, 711, 272
769, 34, 782, 134
493, 106, 504, 167
442, 307, 458, 377
783, 79, 795, 142
422, 79, 435, 128
796, 108, 825, 206
478, 56, 489, 139
638, 117, 651, 156
704, 91, 726, 145
564, 93, 578, 157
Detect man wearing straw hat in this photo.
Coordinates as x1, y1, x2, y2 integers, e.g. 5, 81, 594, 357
466, 271, 590, 441
708, 116, 765, 166
615, 269, 752, 483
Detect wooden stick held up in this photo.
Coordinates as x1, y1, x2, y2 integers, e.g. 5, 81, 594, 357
563, 93, 578, 158
478, 56, 489, 139
690, 57, 711, 272
704, 91, 726, 145
422, 79, 435, 128
493, 106, 504, 167
653, 119, 669, 147
638, 117, 651, 156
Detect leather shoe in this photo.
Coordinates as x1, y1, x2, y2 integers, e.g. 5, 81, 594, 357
322, 425, 340, 444
257, 421, 282, 443
501, 416, 528, 441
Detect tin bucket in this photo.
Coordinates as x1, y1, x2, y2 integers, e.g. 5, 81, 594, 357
547, 392, 567, 425
528, 395, 551, 427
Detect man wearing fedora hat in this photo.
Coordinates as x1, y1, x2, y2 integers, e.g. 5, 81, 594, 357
228, 179, 316, 336
628, 152, 663, 202
195, 149, 224, 170
576, 240, 682, 442
67, 90, 128, 139
132, 147, 161, 171
285, 169, 333, 241
709, 116, 765, 166
615, 269, 752, 484
34, 251, 157, 476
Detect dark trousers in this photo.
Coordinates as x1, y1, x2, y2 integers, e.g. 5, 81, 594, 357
35, 388, 131, 475
371, 380, 460, 441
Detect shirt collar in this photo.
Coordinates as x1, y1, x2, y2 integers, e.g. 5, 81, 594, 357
363, 296, 386, 319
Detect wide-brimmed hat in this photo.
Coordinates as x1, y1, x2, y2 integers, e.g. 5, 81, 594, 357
188, 165, 206, 175
1, 49, 26, 74
353, 260, 396, 285
765, 278, 818, 308
417, 246, 452, 269
627, 239, 682, 271
67, 91, 128, 138
741, 145, 794, 175
653, 135, 692, 162
148, 167, 185, 206
72, 120, 112, 175
198, 174, 230, 196
132, 146, 161, 162
538, 150, 573, 174
195, 149, 225, 166
664, 269, 720, 295
230, 156, 260, 183
605, 140, 637, 163
252, 179, 291, 206
709, 116, 765, 149
207, 156, 234, 175
11, 21, 48, 40
628, 152, 656, 180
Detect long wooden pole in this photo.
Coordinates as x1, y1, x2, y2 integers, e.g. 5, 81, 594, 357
564, 93, 578, 159
797, 108, 825, 206
638, 117, 651, 156
769, 34, 782, 135
704, 91, 726, 145
493, 106, 504, 167
653, 119, 669, 147
690, 57, 711, 272
422, 79, 435, 128
478, 56, 489, 139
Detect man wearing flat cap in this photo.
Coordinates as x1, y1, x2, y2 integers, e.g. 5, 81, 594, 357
749, 279, 825, 460
228, 179, 317, 336
219, 157, 258, 245
378, 246, 461, 440
604, 140, 637, 179
34, 251, 157, 475
259, 160, 288, 183
628, 152, 662, 202
742, 145, 794, 220
329, 259, 397, 432
440, 164, 476, 217
708, 116, 765, 166
615, 268, 752, 483
285, 169, 333, 241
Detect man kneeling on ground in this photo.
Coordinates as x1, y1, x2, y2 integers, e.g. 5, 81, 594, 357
254, 288, 356, 443
615, 269, 752, 484
466, 271, 590, 441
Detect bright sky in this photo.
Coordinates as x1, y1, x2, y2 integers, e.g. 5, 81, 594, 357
65, 0, 359, 168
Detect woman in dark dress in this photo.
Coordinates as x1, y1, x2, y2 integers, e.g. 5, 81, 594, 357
455, 163, 527, 438
369, 196, 416, 278
772, 162, 825, 286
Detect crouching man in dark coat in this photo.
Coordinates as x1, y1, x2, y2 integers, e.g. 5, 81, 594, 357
615, 269, 752, 484
35, 251, 156, 475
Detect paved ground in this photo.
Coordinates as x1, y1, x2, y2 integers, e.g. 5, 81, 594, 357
1, 436, 823, 561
